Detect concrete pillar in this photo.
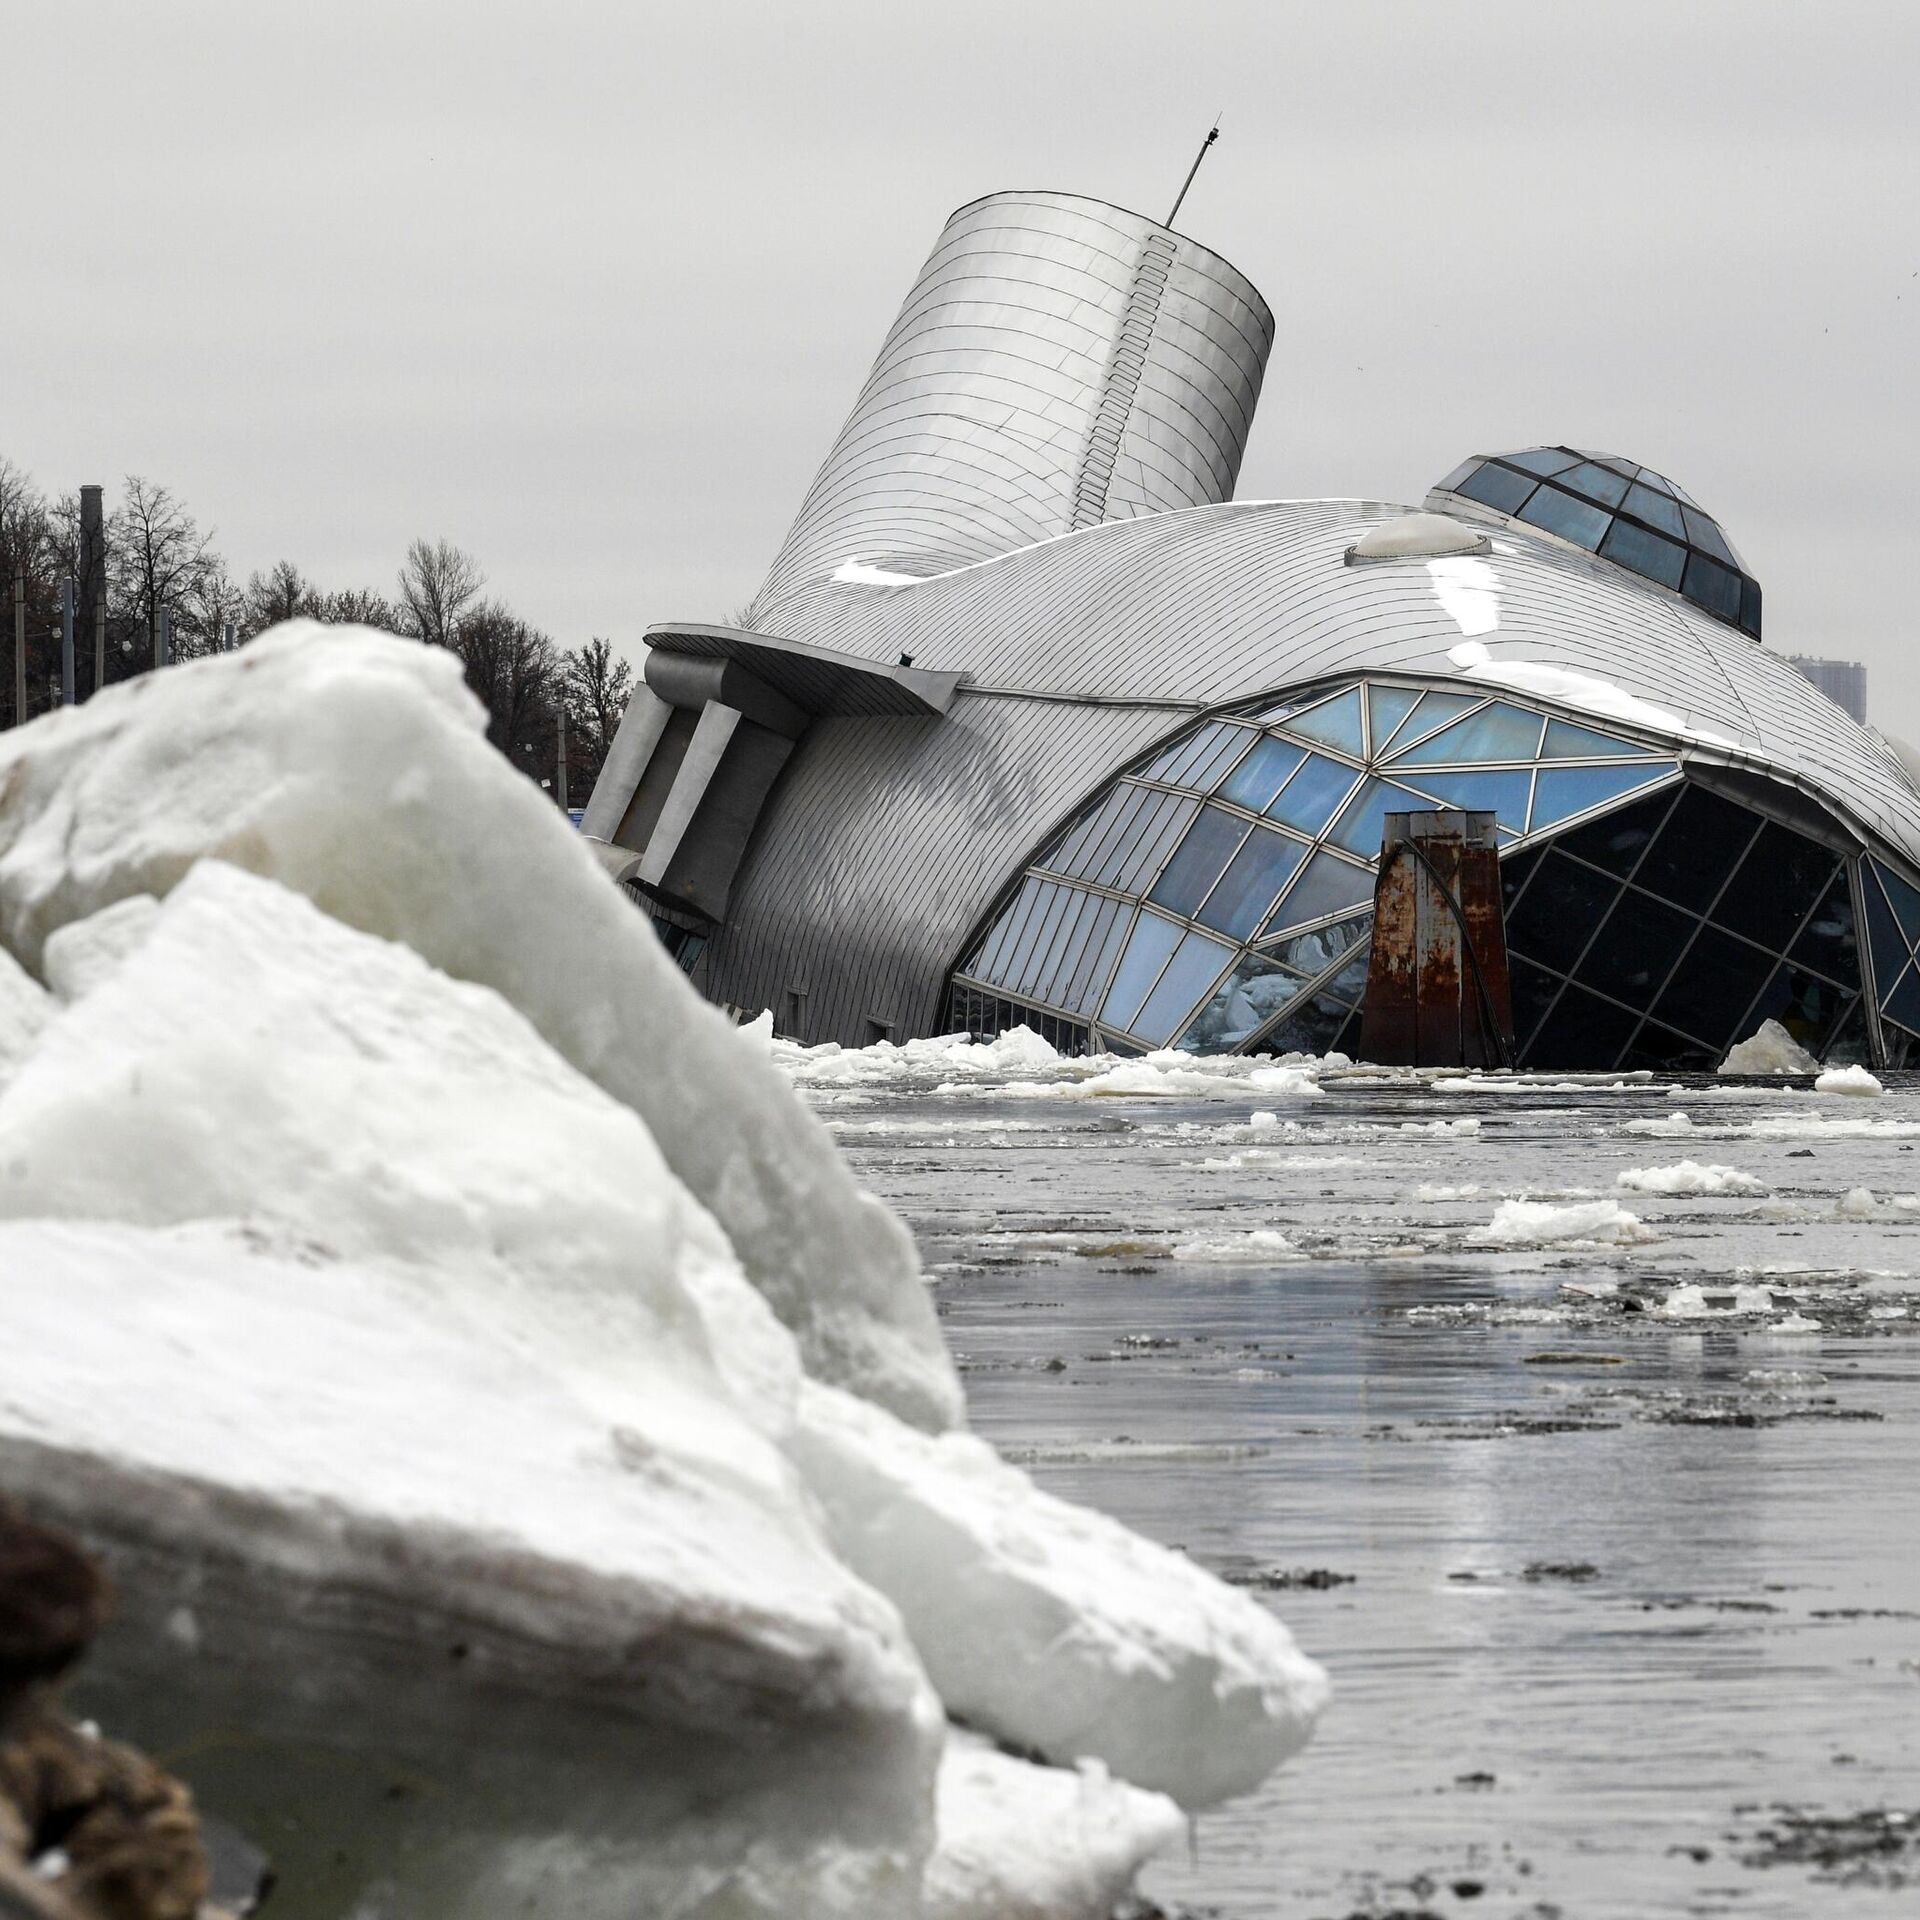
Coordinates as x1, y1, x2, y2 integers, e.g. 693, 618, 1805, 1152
59, 580, 75, 707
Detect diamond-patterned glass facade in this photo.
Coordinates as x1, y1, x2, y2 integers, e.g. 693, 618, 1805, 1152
946, 676, 1684, 1056
1428, 447, 1762, 639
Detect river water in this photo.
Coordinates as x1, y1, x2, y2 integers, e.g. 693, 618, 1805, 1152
816, 1060, 1920, 1919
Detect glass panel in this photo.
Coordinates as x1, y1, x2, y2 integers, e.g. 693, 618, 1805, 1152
1132, 929, 1235, 1046
1150, 804, 1251, 919
1260, 990, 1358, 1059
1875, 859, 1920, 946
1390, 689, 1483, 753
1283, 687, 1366, 755
976, 878, 1043, 982
1179, 951, 1307, 1052
1100, 913, 1184, 1032
1632, 785, 1760, 912
1328, 778, 1431, 857
1504, 851, 1620, 975
1574, 888, 1697, 1005
1500, 845, 1546, 916
1099, 790, 1200, 893
1651, 924, 1777, 1050
1594, 456, 1640, 481
1744, 963, 1854, 1059
1622, 482, 1687, 539
1263, 913, 1370, 975
1024, 887, 1100, 1007
1681, 553, 1742, 624
1003, 880, 1068, 992
1266, 753, 1360, 835
1530, 762, 1672, 831
1788, 875, 1861, 990
1863, 865, 1912, 1001
1499, 447, 1580, 477
1197, 825, 1307, 940
1191, 724, 1261, 792
1457, 464, 1537, 514
1552, 785, 1674, 878
1824, 999, 1871, 1066
1884, 962, 1920, 1034
1058, 895, 1131, 1015
1600, 517, 1687, 589
1680, 508, 1738, 566
1367, 683, 1422, 752
1218, 736, 1307, 813
1508, 956, 1562, 1049
1633, 469, 1675, 497
1517, 486, 1612, 550
1270, 850, 1374, 928
1401, 767, 1532, 835
1541, 719, 1653, 760
1049, 782, 1142, 878
1525, 983, 1641, 1070
1622, 1023, 1718, 1073
1141, 721, 1251, 789
1432, 459, 1480, 495
1738, 577, 1763, 639
1712, 823, 1838, 952
1562, 461, 1630, 508
1393, 701, 1544, 765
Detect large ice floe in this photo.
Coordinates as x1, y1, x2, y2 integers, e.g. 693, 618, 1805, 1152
0, 628, 1325, 1919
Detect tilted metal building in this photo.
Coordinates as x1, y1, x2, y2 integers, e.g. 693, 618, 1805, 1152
585, 188, 1920, 1069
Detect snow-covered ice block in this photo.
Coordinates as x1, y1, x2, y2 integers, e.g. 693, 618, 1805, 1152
1616, 1161, 1765, 1196
923, 1730, 1184, 1920
0, 942, 48, 1082
0, 626, 959, 1430
1720, 1018, 1818, 1075
1815, 1063, 1883, 1097
790, 1381, 1329, 1809
1469, 1197, 1648, 1244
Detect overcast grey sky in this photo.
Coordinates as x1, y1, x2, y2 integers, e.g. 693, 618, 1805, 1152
6, 2, 1917, 729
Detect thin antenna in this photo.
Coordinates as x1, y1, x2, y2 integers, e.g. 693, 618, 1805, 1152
1166, 114, 1222, 229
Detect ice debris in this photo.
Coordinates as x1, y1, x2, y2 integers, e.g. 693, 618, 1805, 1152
1469, 1198, 1649, 1245
791, 1382, 1327, 1809
1816, 1063, 1884, 1097
0, 632, 1330, 1916
1616, 1161, 1766, 1196
0, 624, 958, 1431
1720, 1019, 1818, 1075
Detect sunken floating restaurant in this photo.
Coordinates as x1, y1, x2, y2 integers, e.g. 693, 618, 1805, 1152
583, 188, 1920, 1070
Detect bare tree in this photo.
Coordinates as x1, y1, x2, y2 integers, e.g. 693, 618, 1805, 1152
397, 537, 484, 649
111, 476, 214, 643
312, 585, 406, 633
455, 601, 559, 759
0, 460, 59, 725
241, 559, 315, 633
563, 636, 634, 773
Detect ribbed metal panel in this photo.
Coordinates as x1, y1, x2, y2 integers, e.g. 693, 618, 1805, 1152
702, 498, 1920, 1044
749, 191, 1272, 621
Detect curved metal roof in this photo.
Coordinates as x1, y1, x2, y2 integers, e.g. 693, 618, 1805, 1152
703, 498, 1920, 1042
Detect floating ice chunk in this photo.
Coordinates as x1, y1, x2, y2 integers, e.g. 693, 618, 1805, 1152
0, 625, 959, 1430
1469, 1198, 1649, 1245
0, 943, 49, 1083
1623, 1112, 1696, 1136
1836, 1186, 1881, 1217
1170, 1227, 1301, 1261
1616, 1161, 1766, 1196
1815, 1063, 1883, 1097
1415, 1183, 1484, 1202
41, 893, 159, 1001
924, 1730, 1184, 1920
1247, 1064, 1325, 1098
789, 1381, 1329, 1810
736, 1007, 775, 1052
1769, 1312, 1821, 1334
1659, 1281, 1785, 1317
1720, 1019, 1818, 1075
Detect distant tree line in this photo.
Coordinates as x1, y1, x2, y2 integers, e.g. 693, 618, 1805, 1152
0, 457, 632, 801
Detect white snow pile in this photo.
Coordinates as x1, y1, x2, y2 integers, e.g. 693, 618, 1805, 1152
1720, 1019, 1819, 1075
1616, 1161, 1766, 1197
0, 630, 1326, 1919
1815, 1063, 1884, 1097
1468, 1197, 1650, 1245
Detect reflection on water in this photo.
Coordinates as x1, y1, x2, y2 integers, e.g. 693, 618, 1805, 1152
857, 1076, 1920, 1917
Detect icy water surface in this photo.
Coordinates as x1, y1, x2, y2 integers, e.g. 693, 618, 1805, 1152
818, 1060, 1920, 1919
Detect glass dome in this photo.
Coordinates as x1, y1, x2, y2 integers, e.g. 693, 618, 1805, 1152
1428, 447, 1761, 639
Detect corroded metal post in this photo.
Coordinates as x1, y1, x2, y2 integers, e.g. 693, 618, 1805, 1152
1361, 809, 1515, 1069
